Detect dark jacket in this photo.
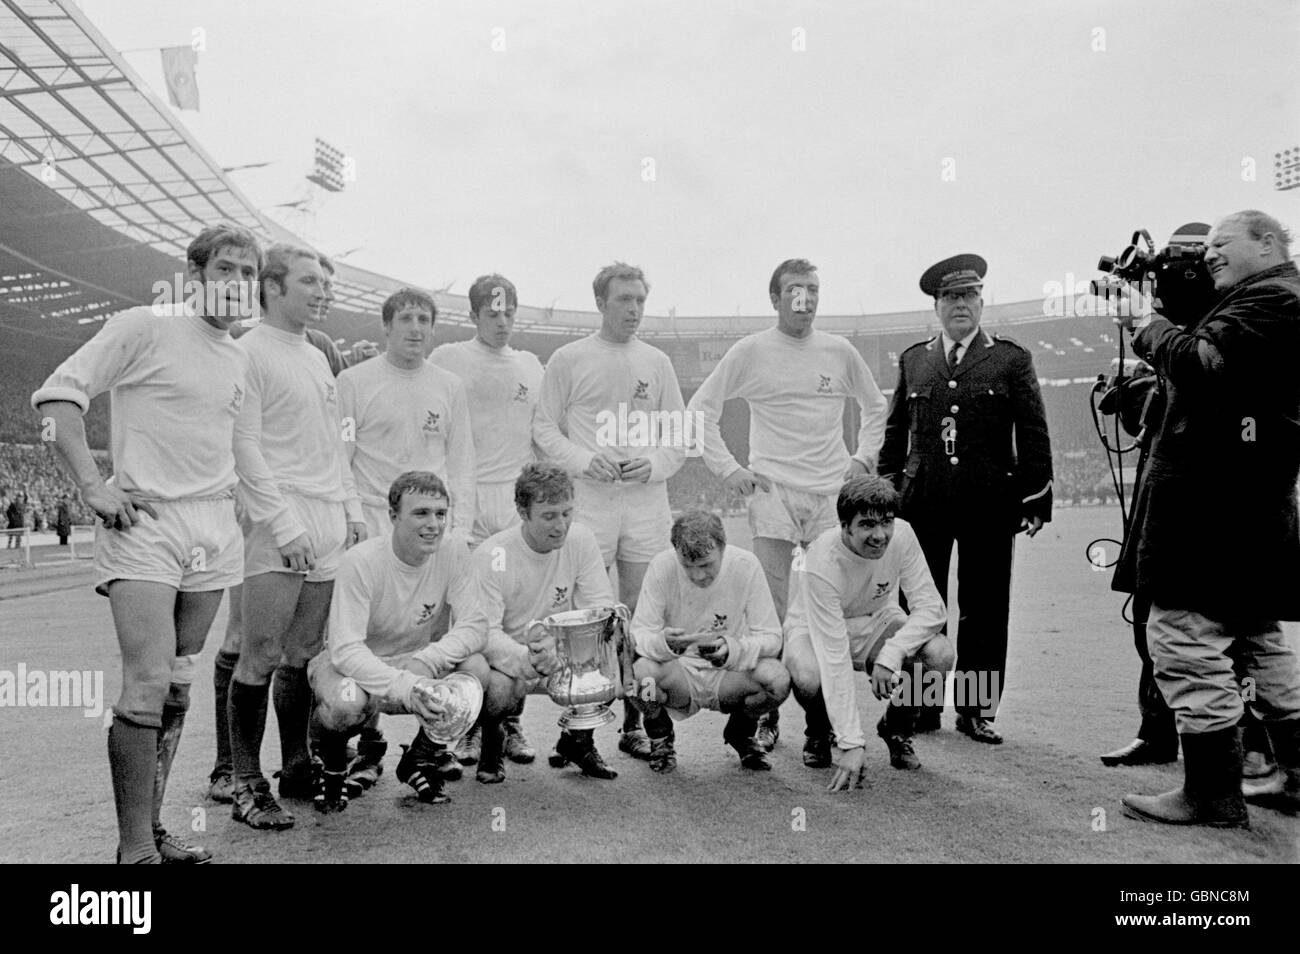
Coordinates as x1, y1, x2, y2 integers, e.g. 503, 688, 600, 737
1113, 261, 1300, 619
879, 329, 1054, 531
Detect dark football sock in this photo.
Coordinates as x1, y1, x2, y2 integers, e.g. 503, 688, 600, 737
794, 685, 831, 739
228, 679, 269, 785
359, 710, 385, 743
315, 727, 352, 774
621, 698, 642, 732
212, 651, 238, 773
644, 707, 674, 740
108, 715, 161, 864
152, 683, 190, 831
273, 664, 312, 775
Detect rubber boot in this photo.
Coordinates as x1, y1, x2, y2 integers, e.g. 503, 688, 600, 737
1122, 726, 1250, 829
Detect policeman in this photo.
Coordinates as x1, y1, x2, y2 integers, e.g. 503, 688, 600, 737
879, 254, 1053, 744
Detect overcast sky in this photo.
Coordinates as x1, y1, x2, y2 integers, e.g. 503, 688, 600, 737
84, 0, 1300, 317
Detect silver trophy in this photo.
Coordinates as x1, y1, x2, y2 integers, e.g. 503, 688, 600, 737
411, 671, 484, 744
527, 604, 633, 730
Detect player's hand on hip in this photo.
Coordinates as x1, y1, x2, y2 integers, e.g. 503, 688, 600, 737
870, 663, 899, 701
345, 521, 368, 548
85, 483, 158, 532
620, 457, 652, 483
585, 452, 623, 483
828, 745, 867, 792
278, 533, 316, 572
724, 468, 771, 497
1020, 516, 1043, 538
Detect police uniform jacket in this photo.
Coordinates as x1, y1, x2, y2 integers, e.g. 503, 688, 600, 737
1113, 260, 1300, 620
879, 329, 1053, 532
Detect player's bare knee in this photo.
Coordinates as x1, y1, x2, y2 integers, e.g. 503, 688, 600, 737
633, 657, 664, 682
920, 635, 955, 674
754, 659, 791, 702
455, 653, 492, 687
315, 689, 370, 734
483, 670, 518, 717
783, 651, 820, 696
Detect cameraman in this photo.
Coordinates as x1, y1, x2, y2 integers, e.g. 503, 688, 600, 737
1113, 210, 1300, 826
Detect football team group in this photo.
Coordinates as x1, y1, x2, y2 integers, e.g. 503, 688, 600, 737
31, 210, 1300, 863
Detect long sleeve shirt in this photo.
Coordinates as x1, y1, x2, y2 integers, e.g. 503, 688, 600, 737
327, 530, 488, 705
336, 356, 476, 531
31, 306, 246, 500
472, 521, 613, 680
428, 339, 543, 484
784, 521, 946, 749
686, 328, 887, 494
234, 323, 361, 546
631, 544, 783, 673
533, 334, 687, 483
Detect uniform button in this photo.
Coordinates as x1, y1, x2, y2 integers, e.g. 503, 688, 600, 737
950, 456, 959, 465
948, 380, 957, 389
950, 405, 959, 413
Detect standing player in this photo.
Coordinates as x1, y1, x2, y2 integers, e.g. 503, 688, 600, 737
534, 262, 688, 761
339, 288, 474, 539
879, 254, 1052, 743
310, 471, 503, 809
630, 511, 789, 773
476, 463, 619, 780
784, 476, 951, 781
209, 312, 350, 803
227, 243, 365, 831
33, 224, 262, 863
430, 274, 545, 764
687, 258, 887, 750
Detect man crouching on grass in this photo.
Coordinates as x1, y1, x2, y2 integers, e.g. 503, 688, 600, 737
308, 471, 511, 809
629, 511, 789, 773
784, 476, 951, 791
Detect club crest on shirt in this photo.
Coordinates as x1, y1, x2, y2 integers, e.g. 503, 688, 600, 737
514, 383, 530, 403
816, 374, 832, 394
552, 586, 569, 606
324, 383, 337, 404
423, 411, 441, 434
873, 581, 891, 599
710, 613, 728, 631
632, 380, 650, 400
416, 602, 439, 625
229, 383, 244, 413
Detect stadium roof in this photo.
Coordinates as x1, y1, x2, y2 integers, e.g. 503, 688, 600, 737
1, 0, 1116, 388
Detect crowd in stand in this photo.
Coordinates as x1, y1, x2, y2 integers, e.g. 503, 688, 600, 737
1053, 449, 1124, 505
1, 442, 109, 543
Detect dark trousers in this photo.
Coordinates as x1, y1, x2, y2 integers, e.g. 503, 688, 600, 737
909, 512, 1013, 720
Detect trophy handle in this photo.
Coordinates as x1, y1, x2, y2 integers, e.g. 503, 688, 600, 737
524, 619, 547, 644
611, 603, 635, 698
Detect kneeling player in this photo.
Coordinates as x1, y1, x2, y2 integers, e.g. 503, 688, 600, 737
308, 472, 509, 809
784, 476, 951, 791
477, 463, 622, 780
630, 511, 790, 773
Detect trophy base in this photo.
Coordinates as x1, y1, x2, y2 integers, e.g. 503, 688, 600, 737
558, 704, 617, 731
